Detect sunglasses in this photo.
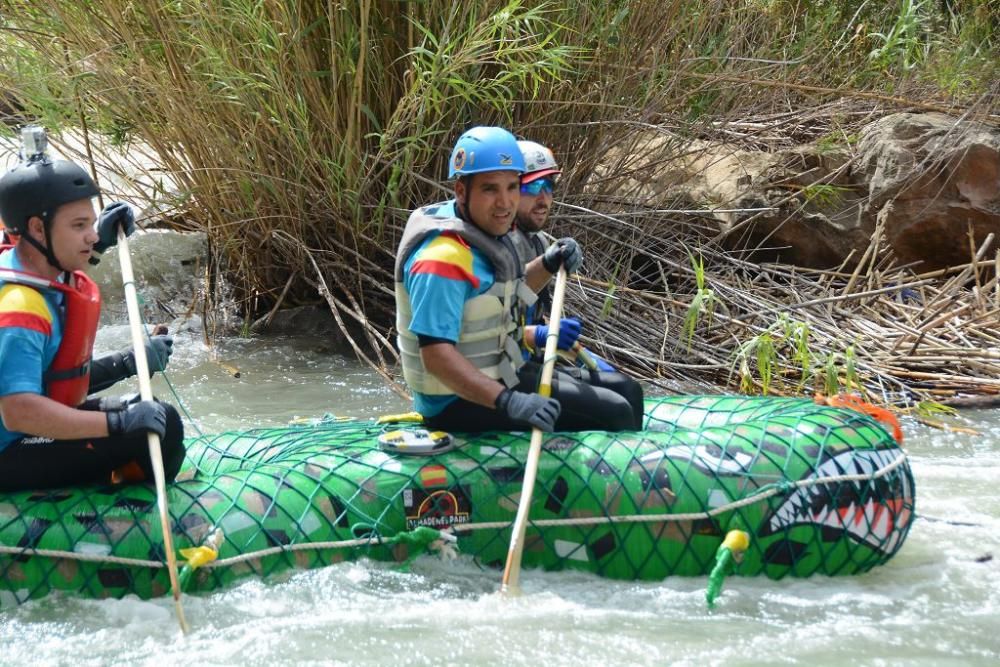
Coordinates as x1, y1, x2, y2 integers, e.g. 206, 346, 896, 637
520, 177, 556, 196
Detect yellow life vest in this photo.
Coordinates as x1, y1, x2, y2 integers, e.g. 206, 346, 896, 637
394, 202, 537, 395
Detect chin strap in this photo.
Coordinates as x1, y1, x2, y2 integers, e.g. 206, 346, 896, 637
455, 175, 474, 223
22, 212, 70, 274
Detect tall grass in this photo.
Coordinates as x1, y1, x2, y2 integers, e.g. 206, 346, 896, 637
1, 1, 576, 336
0, 0, 995, 379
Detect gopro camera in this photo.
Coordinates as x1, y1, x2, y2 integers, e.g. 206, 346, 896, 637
19, 125, 49, 163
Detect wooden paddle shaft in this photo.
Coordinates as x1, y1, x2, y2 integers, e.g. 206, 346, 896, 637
115, 228, 190, 634
501, 267, 569, 594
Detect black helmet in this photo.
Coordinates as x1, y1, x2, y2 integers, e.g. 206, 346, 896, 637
0, 158, 99, 235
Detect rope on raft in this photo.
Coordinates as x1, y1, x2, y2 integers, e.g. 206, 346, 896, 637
0, 527, 456, 569
448, 451, 909, 531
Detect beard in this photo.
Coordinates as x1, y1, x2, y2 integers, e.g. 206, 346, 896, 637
515, 211, 545, 233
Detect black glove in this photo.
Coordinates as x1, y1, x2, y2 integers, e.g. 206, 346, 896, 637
541, 237, 583, 274
93, 202, 137, 254
495, 388, 561, 432
123, 335, 174, 375
106, 400, 167, 439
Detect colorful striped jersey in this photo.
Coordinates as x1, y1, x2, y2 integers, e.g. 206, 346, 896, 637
402, 205, 497, 416
0, 248, 64, 450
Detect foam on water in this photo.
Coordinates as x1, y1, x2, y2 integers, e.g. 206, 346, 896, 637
3, 539, 998, 666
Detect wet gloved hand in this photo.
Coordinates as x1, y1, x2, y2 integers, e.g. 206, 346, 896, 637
541, 237, 583, 274
535, 317, 582, 351
106, 400, 167, 439
495, 388, 561, 432
93, 202, 137, 254
122, 335, 174, 376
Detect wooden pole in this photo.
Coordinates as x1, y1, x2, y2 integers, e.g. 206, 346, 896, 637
116, 228, 189, 634
501, 267, 569, 595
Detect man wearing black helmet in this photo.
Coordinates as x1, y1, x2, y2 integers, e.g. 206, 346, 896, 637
395, 126, 635, 434
0, 128, 185, 492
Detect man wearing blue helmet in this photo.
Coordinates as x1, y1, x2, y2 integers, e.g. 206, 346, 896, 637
510, 139, 644, 429
394, 126, 635, 433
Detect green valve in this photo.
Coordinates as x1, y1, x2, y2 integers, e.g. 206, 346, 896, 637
706, 530, 750, 609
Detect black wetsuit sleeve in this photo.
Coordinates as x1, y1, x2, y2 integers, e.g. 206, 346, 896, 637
417, 335, 456, 347
87, 352, 132, 394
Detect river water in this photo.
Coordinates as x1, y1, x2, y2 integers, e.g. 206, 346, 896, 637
2, 240, 999, 666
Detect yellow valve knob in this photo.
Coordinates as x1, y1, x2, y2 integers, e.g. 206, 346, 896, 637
179, 545, 218, 570
721, 529, 750, 553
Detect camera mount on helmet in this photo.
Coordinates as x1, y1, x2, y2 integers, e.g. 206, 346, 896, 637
19, 125, 49, 165
0, 126, 99, 237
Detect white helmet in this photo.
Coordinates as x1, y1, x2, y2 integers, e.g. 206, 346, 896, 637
517, 140, 561, 183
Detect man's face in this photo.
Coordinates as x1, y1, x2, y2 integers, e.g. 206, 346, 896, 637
455, 170, 520, 237
40, 198, 97, 272
515, 176, 556, 233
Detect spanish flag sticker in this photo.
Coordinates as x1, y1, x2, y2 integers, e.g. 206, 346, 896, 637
419, 464, 448, 488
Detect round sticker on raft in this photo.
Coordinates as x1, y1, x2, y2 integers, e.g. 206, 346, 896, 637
452, 147, 467, 172
378, 429, 455, 456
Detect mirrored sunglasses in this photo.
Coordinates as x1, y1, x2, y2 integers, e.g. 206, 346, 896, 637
520, 177, 556, 196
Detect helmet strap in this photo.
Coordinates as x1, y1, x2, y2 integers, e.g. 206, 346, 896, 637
455, 175, 473, 224
23, 212, 69, 274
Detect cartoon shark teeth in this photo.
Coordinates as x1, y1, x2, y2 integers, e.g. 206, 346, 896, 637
765, 448, 913, 554
812, 504, 830, 525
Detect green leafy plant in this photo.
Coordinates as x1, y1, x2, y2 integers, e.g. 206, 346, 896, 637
844, 342, 860, 392
731, 313, 817, 396
801, 183, 850, 208
754, 332, 776, 395
868, 0, 932, 71
815, 343, 862, 396
683, 251, 723, 351
822, 352, 841, 396
915, 400, 958, 419
783, 316, 813, 389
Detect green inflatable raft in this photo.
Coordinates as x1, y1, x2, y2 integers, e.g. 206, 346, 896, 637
0, 395, 914, 608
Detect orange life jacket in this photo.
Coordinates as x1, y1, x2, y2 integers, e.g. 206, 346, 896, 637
0, 244, 101, 406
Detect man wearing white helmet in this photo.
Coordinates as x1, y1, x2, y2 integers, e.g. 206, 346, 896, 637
394, 126, 635, 433
509, 139, 644, 429
510, 140, 567, 355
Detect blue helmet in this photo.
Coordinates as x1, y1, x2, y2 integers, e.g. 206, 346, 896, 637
448, 126, 525, 179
